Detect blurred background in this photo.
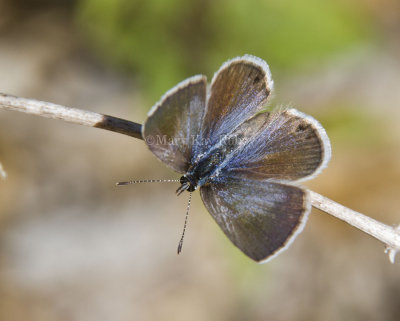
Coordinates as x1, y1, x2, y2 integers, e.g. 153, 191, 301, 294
0, 0, 399, 320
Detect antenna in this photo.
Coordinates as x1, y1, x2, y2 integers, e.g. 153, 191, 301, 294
116, 179, 180, 186
177, 191, 192, 254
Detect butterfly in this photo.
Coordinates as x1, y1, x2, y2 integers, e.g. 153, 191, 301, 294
137, 55, 331, 263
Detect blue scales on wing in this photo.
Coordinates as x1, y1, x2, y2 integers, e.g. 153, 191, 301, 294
218, 108, 331, 182
198, 55, 273, 156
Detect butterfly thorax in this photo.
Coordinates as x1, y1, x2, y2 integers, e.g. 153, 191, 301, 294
177, 135, 241, 194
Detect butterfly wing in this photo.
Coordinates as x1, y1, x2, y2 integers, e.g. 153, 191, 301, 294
221, 108, 331, 182
199, 55, 273, 154
143, 75, 207, 173
200, 177, 310, 262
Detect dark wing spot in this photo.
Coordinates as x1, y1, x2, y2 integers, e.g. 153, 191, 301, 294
253, 75, 261, 85
296, 123, 309, 132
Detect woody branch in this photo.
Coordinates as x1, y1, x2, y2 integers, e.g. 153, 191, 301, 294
1, 92, 399, 262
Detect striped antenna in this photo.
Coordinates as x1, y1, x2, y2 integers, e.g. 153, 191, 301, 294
116, 179, 180, 186
177, 191, 192, 254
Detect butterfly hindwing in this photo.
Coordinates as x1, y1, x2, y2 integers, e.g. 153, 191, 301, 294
200, 176, 310, 262
219, 108, 331, 182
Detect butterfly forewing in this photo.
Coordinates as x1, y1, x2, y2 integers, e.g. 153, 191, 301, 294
143, 75, 207, 173
200, 55, 273, 154
200, 177, 310, 262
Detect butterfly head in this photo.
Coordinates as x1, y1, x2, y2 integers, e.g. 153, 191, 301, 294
176, 175, 196, 195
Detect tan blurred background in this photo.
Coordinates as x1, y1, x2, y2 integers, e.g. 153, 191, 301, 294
0, 0, 400, 320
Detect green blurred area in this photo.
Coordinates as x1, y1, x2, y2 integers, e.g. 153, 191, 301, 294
76, 0, 374, 100
321, 107, 386, 147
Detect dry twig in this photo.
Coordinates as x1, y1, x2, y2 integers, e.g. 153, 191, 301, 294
1, 92, 399, 262
0, 93, 142, 139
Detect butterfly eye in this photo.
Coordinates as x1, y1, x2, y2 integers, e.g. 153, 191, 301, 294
179, 176, 187, 184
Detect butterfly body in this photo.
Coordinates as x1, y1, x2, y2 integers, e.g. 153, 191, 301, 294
183, 131, 243, 190
142, 55, 331, 263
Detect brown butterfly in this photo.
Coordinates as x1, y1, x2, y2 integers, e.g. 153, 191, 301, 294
123, 55, 331, 263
